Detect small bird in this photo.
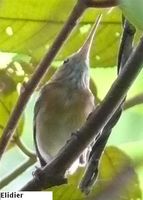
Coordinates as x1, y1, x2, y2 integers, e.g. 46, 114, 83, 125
34, 16, 101, 167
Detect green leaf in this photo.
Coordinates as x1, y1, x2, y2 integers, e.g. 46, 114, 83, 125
48, 146, 141, 200
119, 0, 143, 30
98, 146, 141, 200
109, 105, 143, 145
0, 0, 123, 67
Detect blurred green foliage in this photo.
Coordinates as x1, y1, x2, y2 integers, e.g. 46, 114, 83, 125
0, 0, 123, 68
119, 0, 143, 30
0, 0, 143, 199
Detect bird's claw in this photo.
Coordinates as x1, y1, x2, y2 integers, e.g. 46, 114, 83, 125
32, 166, 43, 181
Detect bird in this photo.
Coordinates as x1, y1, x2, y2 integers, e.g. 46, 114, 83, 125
33, 15, 101, 167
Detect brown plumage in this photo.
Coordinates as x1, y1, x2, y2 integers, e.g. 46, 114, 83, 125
34, 15, 101, 167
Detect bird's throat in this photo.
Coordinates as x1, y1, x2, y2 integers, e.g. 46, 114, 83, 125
51, 63, 90, 89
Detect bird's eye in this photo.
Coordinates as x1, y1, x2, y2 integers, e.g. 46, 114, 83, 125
63, 58, 69, 64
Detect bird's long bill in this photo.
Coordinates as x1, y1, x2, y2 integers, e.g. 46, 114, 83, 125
78, 14, 102, 60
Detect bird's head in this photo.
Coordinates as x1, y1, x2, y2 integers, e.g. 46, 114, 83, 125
51, 15, 102, 89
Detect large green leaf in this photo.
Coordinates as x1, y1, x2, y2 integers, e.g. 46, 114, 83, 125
48, 146, 141, 200
119, 0, 143, 30
0, 0, 122, 67
0, 70, 24, 148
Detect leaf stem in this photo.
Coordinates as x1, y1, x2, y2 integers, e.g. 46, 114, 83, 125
124, 93, 143, 110
13, 135, 36, 159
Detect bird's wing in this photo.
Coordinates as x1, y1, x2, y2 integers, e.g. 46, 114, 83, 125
33, 93, 47, 167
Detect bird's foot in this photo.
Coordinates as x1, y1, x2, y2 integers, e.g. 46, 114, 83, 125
32, 166, 43, 181
71, 131, 80, 139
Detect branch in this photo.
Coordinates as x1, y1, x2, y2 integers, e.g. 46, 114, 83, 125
20, 36, 143, 191
0, 96, 36, 159
124, 93, 143, 110
79, 109, 122, 193
0, 100, 33, 158
0, 96, 35, 159
0, 158, 36, 189
117, 18, 136, 72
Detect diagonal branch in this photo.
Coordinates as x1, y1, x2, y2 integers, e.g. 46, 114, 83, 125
13, 135, 36, 159
20, 36, 143, 191
124, 93, 143, 110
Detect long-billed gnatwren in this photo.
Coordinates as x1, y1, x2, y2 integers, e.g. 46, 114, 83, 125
34, 16, 101, 167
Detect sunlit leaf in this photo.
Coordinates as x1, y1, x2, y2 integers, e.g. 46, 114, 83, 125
48, 146, 141, 200
0, 0, 123, 68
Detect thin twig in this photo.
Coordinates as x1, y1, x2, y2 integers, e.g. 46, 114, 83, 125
0, 99, 35, 159
20, 36, 143, 191
13, 135, 36, 159
124, 93, 143, 110
0, 158, 36, 189
79, 110, 122, 193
